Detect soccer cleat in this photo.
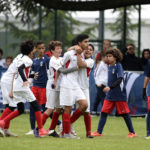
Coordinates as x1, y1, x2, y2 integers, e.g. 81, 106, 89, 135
4, 129, 18, 137
91, 131, 103, 137
39, 128, 49, 137
57, 123, 63, 134
71, 124, 77, 136
86, 135, 94, 138
25, 130, 34, 135
63, 133, 80, 139
127, 132, 137, 138
34, 128, 39, 138
145, 135, 150, 140
0, 120, 5, 129
48, 130, 59, 138
0, 128, 5, 137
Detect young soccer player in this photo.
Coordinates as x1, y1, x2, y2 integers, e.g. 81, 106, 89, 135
93, 52, 108, 114
42, 41, 78, 137
0, 54, 23, 137
59, 34, 89, 138
143, 59, 150, 139
91, 48, 137, 137
73, 44, 94, 138
0, 40, 49, 137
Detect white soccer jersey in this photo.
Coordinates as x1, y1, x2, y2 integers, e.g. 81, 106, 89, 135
94, 60, 108, 86
1, 54, 23, 84
60, 50, 80, 89
78, 57, 94, 89
46, 56, 62, 91
13, 55, 33, 91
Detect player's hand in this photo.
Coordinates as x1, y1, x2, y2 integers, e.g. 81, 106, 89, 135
143, 88, 147, 101
98, 84, 102, 88
103, 86, 110, 93
75, 46, 82, 54
9, 91, 13, 98
34, 72, 39, 80
22, 81, 30, 87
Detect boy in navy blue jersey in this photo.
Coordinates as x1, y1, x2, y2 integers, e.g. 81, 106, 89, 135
92, 48, 137, 138
143, 59, 150, 139
26, 40, 61, 135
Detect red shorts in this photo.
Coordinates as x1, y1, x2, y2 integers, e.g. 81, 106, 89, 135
31, 86, 46, 105
148, 97, 150, 110
101, 99, 130, 115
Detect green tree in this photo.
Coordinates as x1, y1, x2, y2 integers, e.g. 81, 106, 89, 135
106, 6, 138, 46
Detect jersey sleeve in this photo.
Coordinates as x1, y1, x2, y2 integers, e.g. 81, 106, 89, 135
85, 58, 94, 68
23, 56, 33, 68
144, 60, 150, 77
60, 51, 71, 67
50, 58, 62, 71
117, 63, 124, 78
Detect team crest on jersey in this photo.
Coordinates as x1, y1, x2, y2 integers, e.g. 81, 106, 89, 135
112, 68, 115, 74
40, 61, 43, 67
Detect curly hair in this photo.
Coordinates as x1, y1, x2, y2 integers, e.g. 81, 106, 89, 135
48, 40, 62, 51
106, 48, 123, 62
20, 40, 34, 55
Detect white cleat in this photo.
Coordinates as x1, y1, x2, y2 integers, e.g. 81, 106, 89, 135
71, 124, 77, 136
63, 133, 80, 139
0, 128, 5, 137
25, 130, 34, 135
4, 129, 18, 137
57, 123, 63, 134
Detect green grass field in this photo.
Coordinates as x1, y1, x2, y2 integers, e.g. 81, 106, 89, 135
0, 114, 150, 150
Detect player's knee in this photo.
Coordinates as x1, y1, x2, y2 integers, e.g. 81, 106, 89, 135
80, 100, 88, 111
8, 106, 16, 111
30, 100, 40, 112
17, 102, 24, 114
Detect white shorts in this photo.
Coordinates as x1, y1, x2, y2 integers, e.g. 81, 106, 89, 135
13, 89, 36, 104
1, 82, 16, 107
76, 88, 90, 112
60, 87, 86, 106
46, 89, 61, 109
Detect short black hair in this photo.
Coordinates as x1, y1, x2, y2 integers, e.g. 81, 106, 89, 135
75, 34, 89, 44
35, 40, 45, 47
0, 48, 3, 55
20, 40, 34, 55
71, 37, 77, 46
89, 44, 94, 51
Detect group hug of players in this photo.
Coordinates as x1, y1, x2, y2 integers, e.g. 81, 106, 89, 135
0, 33, 150, 139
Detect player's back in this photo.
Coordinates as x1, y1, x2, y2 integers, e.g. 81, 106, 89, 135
1, 54, 23, 84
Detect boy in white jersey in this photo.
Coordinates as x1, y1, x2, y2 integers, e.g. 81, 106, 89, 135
60, 34, 89, 138
0, 54, 23, 137
0, 40, 48, 137
42, 41, 78, 137
70, 43, 94, 138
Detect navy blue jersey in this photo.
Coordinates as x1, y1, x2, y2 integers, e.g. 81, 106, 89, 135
32, 55, 50, 88
105, 62, 127, 101
144, 59, 150, 77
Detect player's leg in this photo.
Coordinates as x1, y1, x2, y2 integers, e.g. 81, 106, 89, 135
70, 88, 87, 124
116, 101, 137, 138
92, 100, 114, 136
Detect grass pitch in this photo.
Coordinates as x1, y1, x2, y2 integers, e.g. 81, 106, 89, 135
0, 114, 149, 150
